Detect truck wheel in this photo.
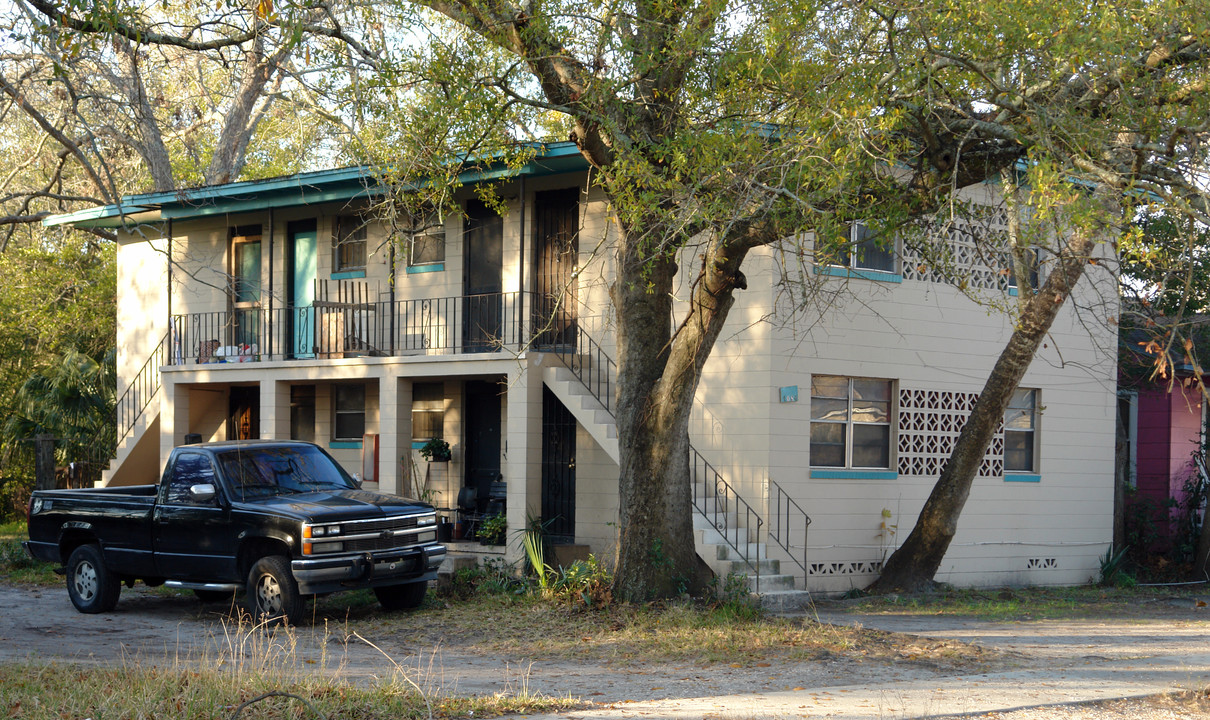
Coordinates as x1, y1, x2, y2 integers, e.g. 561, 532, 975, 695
66, 544, 120, 614
246, 556, 303, 626
374, 581, 427, 611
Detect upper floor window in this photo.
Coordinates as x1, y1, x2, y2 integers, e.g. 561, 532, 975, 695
1006, 248, 1040, 290
1004, 388, 1038, 472
847, 222, 896, 273
334, 216, 368, 272
810, 376, 894, 469
333, 383, 366, 441
231, 228, 262, 304
406, 210, 445, 267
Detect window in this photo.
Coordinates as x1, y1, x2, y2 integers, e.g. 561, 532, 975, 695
411, 382, 444, 442
164, 452, 218, 505
1006, 248, 1040, 290
810, 376, 893, 468
291, 385, 315, 443
847, 222, 896, 273
333, 216, 368, 272
231, 229, 262, 303
1004, 388, 1038, 472
406, 210, 445, 267
230, 228, 262, 346
333, 384, 366, 441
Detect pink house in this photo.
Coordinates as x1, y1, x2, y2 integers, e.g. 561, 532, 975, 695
1122, 372, 1205, 545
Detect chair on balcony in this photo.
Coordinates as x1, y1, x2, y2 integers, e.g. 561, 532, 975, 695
456, 486, 483, 539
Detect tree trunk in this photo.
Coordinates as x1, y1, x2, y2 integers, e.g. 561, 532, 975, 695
868, 230, 1100, 593
609, 222, 754, 600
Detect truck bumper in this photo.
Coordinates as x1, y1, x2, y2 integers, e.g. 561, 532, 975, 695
291, 544, 446, 595
23, 540, 59, 565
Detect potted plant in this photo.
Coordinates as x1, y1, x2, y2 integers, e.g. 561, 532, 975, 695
419, 437, 451, 462
478, 514, 507, 546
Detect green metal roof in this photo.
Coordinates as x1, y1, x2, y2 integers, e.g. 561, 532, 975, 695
45, 142, 589, 229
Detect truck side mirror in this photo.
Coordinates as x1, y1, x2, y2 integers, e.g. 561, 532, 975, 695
189, 483, 217, 503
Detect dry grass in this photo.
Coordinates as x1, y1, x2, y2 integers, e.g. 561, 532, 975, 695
360, 593, 1005, 672
0, 610, 580, 720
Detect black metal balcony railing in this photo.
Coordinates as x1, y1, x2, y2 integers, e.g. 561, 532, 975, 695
170, 292, 533, 365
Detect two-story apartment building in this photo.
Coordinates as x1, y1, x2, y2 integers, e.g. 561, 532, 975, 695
47, 142, 1118, 596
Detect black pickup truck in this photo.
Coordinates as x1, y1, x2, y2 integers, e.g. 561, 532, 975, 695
24, 440, 445, 625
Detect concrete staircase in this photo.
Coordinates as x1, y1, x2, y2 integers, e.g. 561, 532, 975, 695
540, 360, 619, 463
101, 407, 160, 486
692, 489, 812, 612
540, 351, 811, 610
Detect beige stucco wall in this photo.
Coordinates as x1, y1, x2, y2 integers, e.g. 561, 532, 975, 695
121, 169, 1117, 591
115, 228, 169, 397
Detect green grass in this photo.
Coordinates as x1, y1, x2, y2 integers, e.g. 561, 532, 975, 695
0, 521, 58, 587
825, 583, 1210, 621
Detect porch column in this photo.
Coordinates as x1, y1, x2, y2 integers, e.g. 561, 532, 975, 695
504, 354, 544, 565
378, 376, 412, 496
261, 380, 290, 440
160, 376, 189, 469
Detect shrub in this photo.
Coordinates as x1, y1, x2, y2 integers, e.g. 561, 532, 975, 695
0, 477, 33, 522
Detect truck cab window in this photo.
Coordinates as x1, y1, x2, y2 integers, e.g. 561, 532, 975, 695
165, 453, 218, 505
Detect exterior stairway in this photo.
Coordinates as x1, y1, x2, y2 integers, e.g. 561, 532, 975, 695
540, 350, 811, 610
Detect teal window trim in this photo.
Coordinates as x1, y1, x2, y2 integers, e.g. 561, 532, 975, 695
816, 266, 903, 284
1005, 473, 1041, 483
330, 440, 362, 449
406, 263, 444, 274
411, 441, 427, 450
331, 270, 365, 280
810, 469, 899, 480
1008, 286, 1019, 297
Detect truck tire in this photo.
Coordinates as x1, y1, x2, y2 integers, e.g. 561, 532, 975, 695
246, 556, 303, 626
66, 544, 120, 614
374, 581, 427, 611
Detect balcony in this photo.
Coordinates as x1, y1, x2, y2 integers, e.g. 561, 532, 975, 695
169, 291, 574, 366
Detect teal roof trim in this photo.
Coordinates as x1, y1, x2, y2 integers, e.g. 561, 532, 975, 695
46, 142, 588, 229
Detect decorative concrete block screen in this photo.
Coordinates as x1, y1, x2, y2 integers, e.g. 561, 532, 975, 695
897, 388, 1004, 478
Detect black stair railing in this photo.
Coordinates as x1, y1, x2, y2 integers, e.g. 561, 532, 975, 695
115, 331, 169, 448
551, 324, 812, 590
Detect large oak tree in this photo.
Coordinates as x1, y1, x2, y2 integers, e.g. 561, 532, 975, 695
22, 0, 1210, 597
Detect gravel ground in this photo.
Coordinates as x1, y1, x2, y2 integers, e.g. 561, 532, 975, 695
5, 581, 1210, 718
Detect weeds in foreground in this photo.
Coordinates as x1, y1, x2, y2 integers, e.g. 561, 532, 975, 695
0, 610, 579, 720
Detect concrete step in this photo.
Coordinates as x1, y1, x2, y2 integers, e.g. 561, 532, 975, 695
707, 557, 782, 577
695, 524, 757, 547
756, 589, 813, 613
698, 541, 767, 562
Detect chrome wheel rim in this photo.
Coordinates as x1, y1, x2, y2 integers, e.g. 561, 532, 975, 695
255, 574, 283, 615
73, 561, 98, 601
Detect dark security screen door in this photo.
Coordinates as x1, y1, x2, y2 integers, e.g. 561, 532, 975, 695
541, 387, 576, 543
462, 201, 503, 351
534, 188, 579, 349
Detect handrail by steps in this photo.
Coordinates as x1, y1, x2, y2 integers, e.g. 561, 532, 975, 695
115, 331, 169, 449
551, 324, 812, 590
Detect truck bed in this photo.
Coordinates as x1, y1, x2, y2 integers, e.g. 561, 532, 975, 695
26, 485, 158, 570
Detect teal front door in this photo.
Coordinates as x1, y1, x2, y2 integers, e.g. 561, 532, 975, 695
290, 223, 317, 358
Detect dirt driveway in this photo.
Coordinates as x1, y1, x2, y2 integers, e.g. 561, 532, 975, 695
5, 583, 1210, 717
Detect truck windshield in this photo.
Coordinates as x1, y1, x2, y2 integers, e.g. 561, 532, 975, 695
216, 446, 358, 500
